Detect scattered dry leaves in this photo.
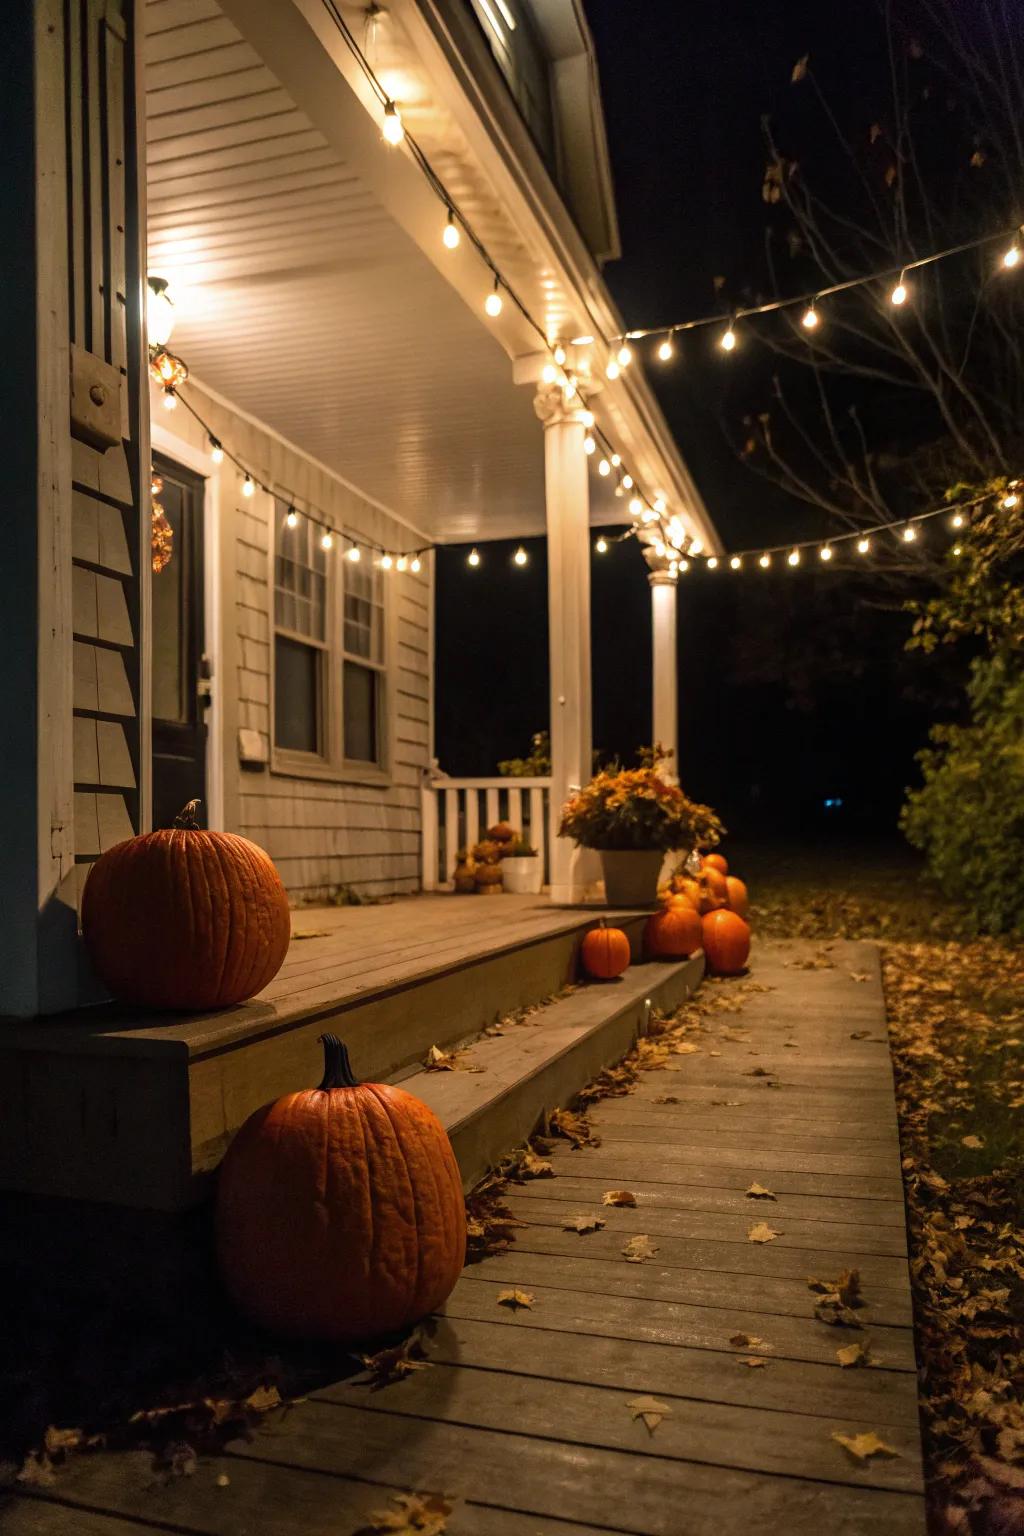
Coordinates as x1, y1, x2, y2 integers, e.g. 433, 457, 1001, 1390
353, 1491, 454, 1534
628, 1395, 672, 1434
602, 1189, 637, 1207
837, 1341, 873, 1368
497, 1289, 534, 1312
622, 1235, 659, 1264
832, 1431, 900, 1462
563, 1214, 606, 1235
746, 1182, 777, 1201
355, 1334, 431, 1390
748, 1222, 782, 1244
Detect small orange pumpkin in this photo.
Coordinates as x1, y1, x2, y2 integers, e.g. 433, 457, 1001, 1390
646, 904, 702, 959
702, 866, 730, 910
725, 876, 749, 918
665, 891, 698, 913
702, 910, 751, 975
216, 1035, 466, 1342
581, 922, 631, 979
81, 799, 290, 1010
703, 852, 729, 875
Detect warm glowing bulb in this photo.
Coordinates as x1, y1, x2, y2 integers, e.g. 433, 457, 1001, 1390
595, 537, 608, 554
347, 545, 361, 562
614, 483, 625, 499
242, 475, 254, 497
689, 539, 703, 557
707, 556, 719, 570
162, 389, 177, 410
554, 345, 567, 366
653, 496, 666, 514
903, 524, 918, 542
759, 553, 771, 569
611, 454, 621, 468
443, 211, 460, 249
678, 558, 689, 573
147, 278, 175, 347
658, 336, 674, 362
721, 326, 737, 352
584, 435, 596, 455
1003, 243, 1021, 270
1002, 492, 1020, 509
857, 537, 871, 554
382, 102, 404, 145
210, 439, 224, 464
321, 531, 334, 551
617, 344, 632, 367
819, 544, 833, 561
396, 556, 408, 572
598, 458, 611, 476
950, 512, 965, 529
952, 544, 963, 557
285, 509, 299, 529
468, 547, 481, 567
541, 362, 558, 384
629, 496, 643, 516
622, 474, 634, 490
605, 358, 620, 380
513, 546, 528, 566
580, 409, 595, 429
730, 555, 742, 570
410, 556, 422, 573
801, 304, 819, 330
485, 283, 503, 318
380, 553, 393, 570
788, 548, 801, 566
890, 280, 908, 306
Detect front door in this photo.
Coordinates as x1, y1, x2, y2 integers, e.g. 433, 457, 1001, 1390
151, 455, 209, 829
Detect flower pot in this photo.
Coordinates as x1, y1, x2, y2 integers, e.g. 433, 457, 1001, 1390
599, 849, 664, 907
502, 856, 543, 895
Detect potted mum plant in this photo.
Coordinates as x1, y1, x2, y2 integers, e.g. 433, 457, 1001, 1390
501, 836, 542, 896
558, 748, 722, 907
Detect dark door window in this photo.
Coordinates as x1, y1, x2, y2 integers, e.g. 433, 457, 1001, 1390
151, 456, 208, 829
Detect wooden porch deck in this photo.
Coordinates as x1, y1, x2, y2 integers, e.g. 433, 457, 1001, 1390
5, 938, 926, 1535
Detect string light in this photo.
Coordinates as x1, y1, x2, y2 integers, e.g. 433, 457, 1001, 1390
890, 273, 908, 306
788, 549, 801, 566
611, 454, 621, 467
513, 546, 528, 566
321, 531, 334, 551
584, 435, 596, 455
678, 559, 689, 573
1002, 236, 1021, 270
819, 544, 833, 561
380, 553, 393, 570
857, 537, 871, 554
629, 496, 643, 516
801, 302, 820, 331
950, 512, 965, 529
580, 409, 595, 429
347, 545, 361, 562
720, 324, 737, 352
598, 458, 611, 476
554, 344, 567, 366
689, 539, 704, 556
410, 556, 422, 573
622, 473, 634, 490
162, 389, 177, 411
759, 552, 771, 569
467, 547, 481, 567
1002, 490, 1020, 509
541, 362, 558, 384
396, 556, 408, 572
242, 475, 254, 498
903, 524, 918, 542
484, 280, 503, 317
209, 437, 224, 464
706, 556, 719, 570
595, 536, 608, 554
605, 358, 620, 380
730, 555, 742, 570
616, 344, 633, 368
657, 333, 675, 362
952, 544, 963, 557
382, 101, 404, 145
443, 209, 460, 249
285, 507, 299, 529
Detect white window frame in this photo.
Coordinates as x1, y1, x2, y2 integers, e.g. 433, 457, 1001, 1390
269, 498, 392, 786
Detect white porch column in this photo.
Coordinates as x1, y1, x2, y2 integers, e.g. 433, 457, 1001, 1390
535, 383, 593, 904
649, 568, 679, 779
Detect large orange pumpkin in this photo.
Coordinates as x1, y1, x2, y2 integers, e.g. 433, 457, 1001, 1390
703, 852, 729, 875
702, 910, 751, 975
217, 1034, 466, 1342
581, 922, 631, 979
81, 799, 290, 1010
725, 876, 749, 918
646, 904, 702, 959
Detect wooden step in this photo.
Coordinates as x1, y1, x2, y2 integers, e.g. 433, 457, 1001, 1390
401, 956, 704, 1189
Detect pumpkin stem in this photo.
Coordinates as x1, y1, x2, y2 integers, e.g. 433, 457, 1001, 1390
174, 799, 203, 830
318, 1033, 360, 1090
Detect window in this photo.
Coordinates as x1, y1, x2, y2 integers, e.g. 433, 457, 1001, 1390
271, 500, 389, 777
466, 0, 555, 171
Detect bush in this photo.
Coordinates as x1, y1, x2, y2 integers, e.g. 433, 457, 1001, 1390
901, 655, 1024, 934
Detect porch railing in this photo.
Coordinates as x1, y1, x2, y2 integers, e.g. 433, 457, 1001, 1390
421, 776, 553, 890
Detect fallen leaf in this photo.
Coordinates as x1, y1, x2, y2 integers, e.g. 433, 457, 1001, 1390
673, 1042, 700, 1055
652, 1094, 680, 1104
746, 1182, 777, 1201
746, 1066, 773, 1077
518, 1148, 554, 1180
291, 929, 331, 941
815, 1300, 864, 1328
564, 1213, 606, 1235
622, 1234, 659, 1263
216, 1473, 231, 1487
602, 1189, 637, 1207
497, 1288, 534, 1311
628, 1394, 672, 1434
791, 52, 809, 82
849, 1030, 872, 1040
961, 1134, 985, 1149
849, 971, 869, 982
243, 1385, 282, 1413
550, 1107, 599, 1149
832, 1431, 900, 1462
837, 1341, 872, 1368
356, 1333, 431, 1389
748, 1222, 781, 1244
355, 1491, 455, 1534
423, 1044, 483, 1073
739, 1357, 769, 1369
808, 1269, 863, 1309
729, 1331, 766, 1348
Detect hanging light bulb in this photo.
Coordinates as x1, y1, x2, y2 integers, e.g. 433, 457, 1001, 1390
614, 482, 625, 499
622, 473, 634, 490
1002, 491, 1020, 509
787, 548, 801, 566
720, 324, 737, 352
629, 496, 643, 516
605, 358, 620, 380
410, 556, 422, 573
952, 544, 963, 557
801, 302, 820, 330
678, 558, 689, 573
209, 437, 224, 464
321, 531, 334, 551
857, 536, 871, 554
706, 556, 719, 570
903, 524, 918, 542
657, 333, 675, 362
653, 496, 666, 514
443, 209, 460, 249
890, 272, 908, 306
950, 511, 965, 529
396, 555, 408, 572
467, 547, 481, 567
1002, 237, 1021, 270
611, 454, 621, 468
819, 544, 833, 561
541, 362, 558, 385
584, 435, 596, 455
668, 560, 679, 577
513, 546, 528, 566
580, 409, 595, 429
162, 388, 177, 411
598, 458, 611, 476
146, 277, 175, 347
484, 279, 503, 318
729, 555, 742, 570
759, 552, 771, 569
617, 344, 633, 368
382, 101, 404, 145
285, 507, 299, 530
380, 553, 394, 570
689, 539, 704, 557
595, 536, 608, 554
553, 344, 567, 366
242, 475, 254, 498
347, 545, 361, 562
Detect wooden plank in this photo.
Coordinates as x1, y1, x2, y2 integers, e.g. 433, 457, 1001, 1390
556, 1135, 897, 1177
538, 1149, 904, 1204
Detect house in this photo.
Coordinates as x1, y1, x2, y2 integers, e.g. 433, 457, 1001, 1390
1, 0, 718, 1223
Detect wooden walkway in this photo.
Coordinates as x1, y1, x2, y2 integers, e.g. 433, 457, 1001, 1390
5, 938, 925, 1536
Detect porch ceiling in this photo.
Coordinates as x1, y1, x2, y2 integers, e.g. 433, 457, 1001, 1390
145, 0, 626, 542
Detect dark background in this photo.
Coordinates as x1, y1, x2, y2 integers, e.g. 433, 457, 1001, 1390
435, 0, 964, 842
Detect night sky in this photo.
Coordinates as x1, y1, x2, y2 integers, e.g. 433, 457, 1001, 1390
435, 0, 968, 842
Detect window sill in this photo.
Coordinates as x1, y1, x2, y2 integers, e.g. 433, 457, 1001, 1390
270, 746, 392, 789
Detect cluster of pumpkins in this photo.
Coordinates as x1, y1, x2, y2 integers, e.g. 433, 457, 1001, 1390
451, 821, 520, 894
581, 851, 752, 980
